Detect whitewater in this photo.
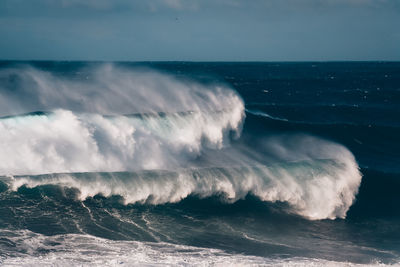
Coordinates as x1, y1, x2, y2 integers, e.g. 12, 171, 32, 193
1, 61, 399, 266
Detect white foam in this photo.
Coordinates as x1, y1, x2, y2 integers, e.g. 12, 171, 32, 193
0, 230, 391, 267
7, 135, 361, 220
0, 107, 243, 175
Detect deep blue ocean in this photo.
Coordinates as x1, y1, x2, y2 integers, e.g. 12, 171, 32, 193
0, 61, 399, 266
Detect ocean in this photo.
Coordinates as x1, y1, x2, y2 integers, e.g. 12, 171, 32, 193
0, 61, 399, 266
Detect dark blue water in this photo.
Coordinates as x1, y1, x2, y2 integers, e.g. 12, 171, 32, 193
0, 61, 399, 266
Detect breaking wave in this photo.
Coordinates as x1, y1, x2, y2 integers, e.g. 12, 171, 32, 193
0, 64, 362, 220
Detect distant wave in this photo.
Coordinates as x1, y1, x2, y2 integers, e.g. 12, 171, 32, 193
245, 109, 289, 122
245, 108, 400, 129
245, 104, 400, 128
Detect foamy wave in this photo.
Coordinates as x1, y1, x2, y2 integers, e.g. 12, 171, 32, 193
0, 230, 389, 267
0, 65, 362, 220
8, 135, 361, 220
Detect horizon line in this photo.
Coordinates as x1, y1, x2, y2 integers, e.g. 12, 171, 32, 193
1, 59, 399, 63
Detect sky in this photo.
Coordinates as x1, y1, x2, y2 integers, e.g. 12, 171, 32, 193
0, 0, 399, 61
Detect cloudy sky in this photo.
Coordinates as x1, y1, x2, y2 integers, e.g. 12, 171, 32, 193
0, 0, 399, 61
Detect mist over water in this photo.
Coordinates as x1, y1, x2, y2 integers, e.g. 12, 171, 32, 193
1, 62, 399, 266
0, 64, 241, 115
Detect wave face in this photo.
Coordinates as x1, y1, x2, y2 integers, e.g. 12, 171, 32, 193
3, 62, 397, 265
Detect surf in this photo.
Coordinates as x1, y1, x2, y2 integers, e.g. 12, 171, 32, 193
0, 64, 362, 221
